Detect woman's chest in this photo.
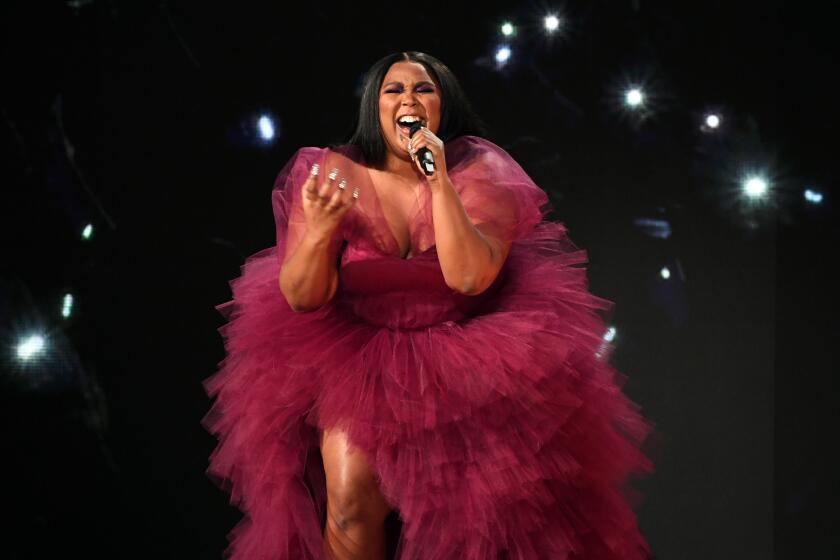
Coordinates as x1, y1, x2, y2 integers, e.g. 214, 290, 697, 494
365, 171, 425, 259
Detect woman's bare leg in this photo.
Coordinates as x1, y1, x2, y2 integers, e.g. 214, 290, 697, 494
321, 427, 392, 560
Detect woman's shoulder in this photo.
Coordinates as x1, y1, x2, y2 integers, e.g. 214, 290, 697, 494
445, 135, 523, 175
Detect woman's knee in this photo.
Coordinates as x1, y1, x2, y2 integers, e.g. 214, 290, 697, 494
327, 481, 390, 530
321, 427, 391, 529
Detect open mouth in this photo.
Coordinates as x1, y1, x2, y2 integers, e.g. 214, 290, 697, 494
395, 115, 426, 140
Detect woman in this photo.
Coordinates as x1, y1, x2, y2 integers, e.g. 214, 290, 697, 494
203, 51, 655, 560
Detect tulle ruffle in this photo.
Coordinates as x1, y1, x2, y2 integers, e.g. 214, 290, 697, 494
202, 219, 654, 559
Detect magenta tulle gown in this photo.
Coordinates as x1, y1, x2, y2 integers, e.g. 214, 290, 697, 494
202, 136, 655, 559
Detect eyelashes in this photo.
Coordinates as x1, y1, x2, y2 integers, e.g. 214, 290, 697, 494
384, 87, 436, 94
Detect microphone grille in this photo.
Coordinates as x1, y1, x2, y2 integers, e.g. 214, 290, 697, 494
408, 121, 424, 137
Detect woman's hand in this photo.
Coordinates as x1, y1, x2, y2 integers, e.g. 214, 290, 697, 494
301, 164, 359, 240
408, 127, 448, 183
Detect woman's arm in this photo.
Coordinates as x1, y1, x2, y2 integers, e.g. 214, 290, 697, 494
279, 231, 340, 312
278, 164, 356, 311
406, 128, 511, 295
429, 175, 511, 295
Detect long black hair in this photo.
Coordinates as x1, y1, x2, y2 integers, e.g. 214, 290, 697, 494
345, 52, 487, 167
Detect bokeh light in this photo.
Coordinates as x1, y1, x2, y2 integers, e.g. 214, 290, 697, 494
495, 45, 512, 65
744, 176, 769, 199
804, 188, 823, 204
544, 15, 560, 32
625, 88, 644, 107
62, 293, 74, 319
16, 333, 47, 362
257, 115, 275, 141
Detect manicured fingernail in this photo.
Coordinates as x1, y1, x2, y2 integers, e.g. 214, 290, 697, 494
310, 163, 320, 176
338, 179, 347, 190
328, 168, 339, 181
351, 187, 360, 199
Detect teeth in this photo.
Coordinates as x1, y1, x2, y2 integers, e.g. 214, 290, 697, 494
397, 115, 422, 124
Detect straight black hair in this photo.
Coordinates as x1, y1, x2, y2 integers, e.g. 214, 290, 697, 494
345, 52, 487, 167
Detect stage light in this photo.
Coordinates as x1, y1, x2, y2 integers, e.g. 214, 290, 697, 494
660, 267, 671, 280
544, 15, 560, 32
744, 176, 768, 199
501, 22, 515, 37
81, 223, 93, 240
804, 188, 823, 204
257, 115, 275, 141
608, 71, 659, 126
705, 114, 721, 129
596, 325, 617, 360
16, 334, 46, 362
625, 88, 644, 108
633, 218, 672, 239
495, 45, 512, 65
62, 293, 74, 319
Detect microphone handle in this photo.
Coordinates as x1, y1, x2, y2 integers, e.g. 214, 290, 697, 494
416, 148, 435, 176
409, 122, 436, 176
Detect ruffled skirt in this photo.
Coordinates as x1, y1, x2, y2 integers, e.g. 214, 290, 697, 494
202, 222, 654, 559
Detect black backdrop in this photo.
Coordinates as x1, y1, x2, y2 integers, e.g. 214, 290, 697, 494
2, 1, 836, 558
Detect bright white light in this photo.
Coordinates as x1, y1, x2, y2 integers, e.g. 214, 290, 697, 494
744, 177, 768, 198
257, 115, 275, 141
625, 88, 644, 107
495, 45, 512, 64
17, 334, 46, 361
705, 114, 720, 128
501, 22, 515, 36
62, 293, 74, 318
804, 189, 823, 204
660, 266, 671, 280
81, 223, 93, 240
596, 325, 618, 359
544, 15, 560, 32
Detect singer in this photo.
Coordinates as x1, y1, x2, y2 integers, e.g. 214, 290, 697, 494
203, 51, 655, 560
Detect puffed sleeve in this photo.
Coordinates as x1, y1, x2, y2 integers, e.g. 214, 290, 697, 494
271, 147, 345, 266
446, 136, 550, 243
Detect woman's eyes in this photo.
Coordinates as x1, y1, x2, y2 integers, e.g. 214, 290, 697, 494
384, 87, 435, 94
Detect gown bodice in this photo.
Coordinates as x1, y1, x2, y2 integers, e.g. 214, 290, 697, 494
337, 238, 504, 330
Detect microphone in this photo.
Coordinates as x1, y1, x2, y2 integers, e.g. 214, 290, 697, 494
408, 121, 435, 176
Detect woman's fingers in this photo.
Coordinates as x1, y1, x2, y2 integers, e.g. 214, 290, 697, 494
408, 128, 446, 178
326, 180, 360, 215
409, 128, 436, 153
302, 164, 320, 200
315, 167, 339, 205
323, 179, 346, 212
304, 164, 360, 216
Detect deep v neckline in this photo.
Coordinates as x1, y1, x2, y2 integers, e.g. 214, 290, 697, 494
365, 167, 426, 260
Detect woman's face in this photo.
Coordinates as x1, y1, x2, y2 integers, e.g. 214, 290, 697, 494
378, 61, 442, 161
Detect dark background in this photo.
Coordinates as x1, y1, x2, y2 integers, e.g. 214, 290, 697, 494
1, 1, 836, 558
